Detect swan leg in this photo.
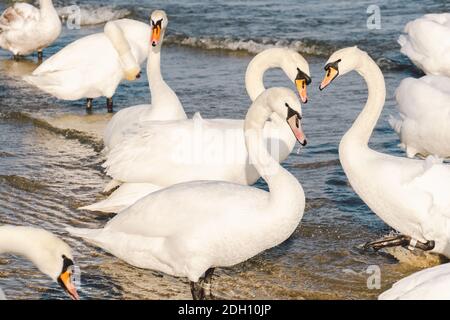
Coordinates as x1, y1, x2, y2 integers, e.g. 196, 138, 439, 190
37, 50, 43, 63
107, 98, 114, 113
86, 98, 93, 112
364, 235, 435, 252
190, 268, 215, 300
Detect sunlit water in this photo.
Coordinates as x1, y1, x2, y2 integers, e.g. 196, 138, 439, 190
0, 0, 449, 300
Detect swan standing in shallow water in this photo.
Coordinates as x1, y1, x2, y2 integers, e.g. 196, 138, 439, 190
25, 19, 148, 112
0, 225, 79, 300
379, 263, 450, 300
83, 47, 311, 213
389, 75, 450, 159
103, 10, 187, 150
0, 0, 61, 61
68, 87, 307, 300
398, 13, 450, 77
319, 47, 450, 257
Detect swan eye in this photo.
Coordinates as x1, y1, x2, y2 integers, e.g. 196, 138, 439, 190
296, 68, 312, 85
152, 19, 163, 27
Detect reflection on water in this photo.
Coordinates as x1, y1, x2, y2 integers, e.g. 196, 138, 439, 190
0, 58, 39, 78
0, 0, 448, 300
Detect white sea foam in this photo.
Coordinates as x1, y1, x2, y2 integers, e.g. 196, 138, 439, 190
57, 5, 130, 26
165, 35, 333, 56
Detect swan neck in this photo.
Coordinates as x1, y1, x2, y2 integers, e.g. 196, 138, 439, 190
0, 227, 36, 259
39, 0, 55, 12
344, 55, 386, 146
246, 50, 288, 101
148, 46, 162, 83
146, 37, 186, 119
244, 97, 304, 209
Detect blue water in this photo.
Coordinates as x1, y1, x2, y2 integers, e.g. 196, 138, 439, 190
0, 0, 449, 300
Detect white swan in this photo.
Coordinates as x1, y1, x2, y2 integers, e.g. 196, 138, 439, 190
0, 0, 61, 60
103, 10, 187, 149
68, 87, 306, 300
389, 75, 450, 159
319, 47, 450, 257
83, 47, 311, 213
25, 18, 148, 112
0, 225, 79, 300
398, 13, 450, 76
379, 263, 450, 300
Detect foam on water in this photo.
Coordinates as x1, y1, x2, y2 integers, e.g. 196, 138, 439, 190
57, 5, 131, 26
165, 35, 336, 57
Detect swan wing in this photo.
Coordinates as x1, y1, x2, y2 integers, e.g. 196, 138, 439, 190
396, 76, 450, 119
408, 158, 450, 218
103, 181, 268, 238
104, 117, 247, 183
399, 14, 450, 75
379, 263, 450, 300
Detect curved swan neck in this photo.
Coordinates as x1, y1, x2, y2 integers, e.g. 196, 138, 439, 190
246, 49, 290, 101
39, 0, 56, 13
146, 38, 185, 119
244, 94, 304, 209
0, 226, 40, 260
343, 54, 386, 146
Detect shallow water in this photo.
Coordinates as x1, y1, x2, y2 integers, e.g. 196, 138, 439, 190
0, 0, 449, 300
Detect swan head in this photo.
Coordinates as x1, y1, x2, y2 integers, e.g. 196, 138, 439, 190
19, 227, 80, 300
319, 46, 365, 90
266, 87, 307, 146
150, 10, 169, 47
283, 49, 311, 104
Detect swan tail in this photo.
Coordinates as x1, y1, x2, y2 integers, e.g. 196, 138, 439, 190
78, 199, 124, 213
388, 115, 403, 135
79, 183, 163, 213
24, 73, 79, 100
66, 226, 103, 243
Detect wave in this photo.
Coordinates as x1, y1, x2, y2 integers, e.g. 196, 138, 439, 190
0, 112, 103, 152
165, 35, 414, 71
165, 35, 337, 57
57, 5, 130, 26
0, 175, 47, 193
293, 159, 341, 170
0, 151, 14, 158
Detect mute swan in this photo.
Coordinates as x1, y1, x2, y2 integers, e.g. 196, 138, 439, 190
103, 10, 187, 149
389, 75, 450, 159
25, 19, 148, 112
379, 263, 450, 300
398, 13, 450, 77
0, 225, 79, 300
0, 0, 61, 61
83, 47, 311, 213
68, 87, 306, 300
319, 47, 450, 257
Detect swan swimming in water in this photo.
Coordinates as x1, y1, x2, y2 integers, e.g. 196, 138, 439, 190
25, 18, 148, 112
0, 0, 61, 61
0, 225, 79, 300
398, 13, 450, 77
389, 75, 450, 159
320, 47, 450, 258
82, 47, 311, 213
103, 10, 187, 149
68, 87, 307, 300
